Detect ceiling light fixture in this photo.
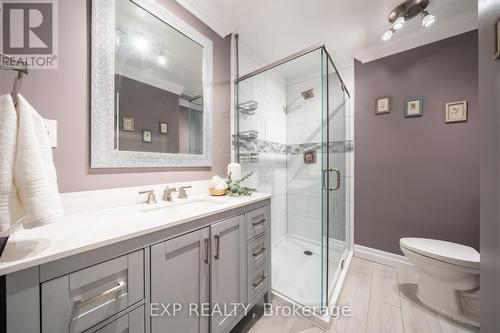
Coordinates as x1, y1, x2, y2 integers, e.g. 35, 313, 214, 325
393, 16, 405, 30
421, 11, 436, 27
382, 29, 395, 42
383, 0, 436, 42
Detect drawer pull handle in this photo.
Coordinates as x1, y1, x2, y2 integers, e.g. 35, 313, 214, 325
252, 218, 266, 226
214, 235, 220, 260
252, 247, 266, 257
75, 281, 127, 308
204, 238, 209, 264
252, 275, 266, 288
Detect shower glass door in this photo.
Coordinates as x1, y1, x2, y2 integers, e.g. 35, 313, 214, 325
234, 45, 351, 311
324, 55, 351, 303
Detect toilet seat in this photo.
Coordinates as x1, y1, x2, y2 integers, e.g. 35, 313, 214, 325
400, 238, 479, 269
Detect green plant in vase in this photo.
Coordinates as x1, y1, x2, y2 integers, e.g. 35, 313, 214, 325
226, 171, 257, 196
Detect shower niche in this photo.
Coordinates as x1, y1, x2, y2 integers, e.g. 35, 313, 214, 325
234, 45, 353, 314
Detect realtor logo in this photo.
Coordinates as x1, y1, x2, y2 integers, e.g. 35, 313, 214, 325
1, 0, 58, 69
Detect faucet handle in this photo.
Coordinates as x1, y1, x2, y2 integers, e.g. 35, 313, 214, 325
139, 190, 157, 204
178, 186, 192, 199
163, 186, 177, 201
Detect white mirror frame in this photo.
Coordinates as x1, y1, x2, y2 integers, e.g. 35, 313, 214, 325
91, 0, 213, 168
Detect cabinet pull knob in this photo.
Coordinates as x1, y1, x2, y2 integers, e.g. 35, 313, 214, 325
252, 247, 266, 257
252, 218, 266, 226
74, 281, 127, 308
214, 235, 220, 260
252, 275, 266, 288
204, 238, 209, 264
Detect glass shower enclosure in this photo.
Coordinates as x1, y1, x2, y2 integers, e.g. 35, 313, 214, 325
234, 45, 352, 311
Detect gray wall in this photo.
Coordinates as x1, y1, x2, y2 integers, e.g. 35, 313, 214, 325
479, 1, 500, 331
355, 31, 479, 254
117, 75, 180, 153
0, 0, 231, 193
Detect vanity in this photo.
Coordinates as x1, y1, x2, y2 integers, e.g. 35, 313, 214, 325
0, 184, 271, 333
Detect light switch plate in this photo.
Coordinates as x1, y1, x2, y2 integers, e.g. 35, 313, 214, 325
44, 119, 57, 148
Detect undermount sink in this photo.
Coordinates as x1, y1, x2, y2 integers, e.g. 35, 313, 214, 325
141, 197, 226, 214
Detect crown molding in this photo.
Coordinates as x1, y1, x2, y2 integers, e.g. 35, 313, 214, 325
176, 0, 234, 38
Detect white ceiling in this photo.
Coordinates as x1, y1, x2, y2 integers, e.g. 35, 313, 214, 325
176, 0, 477, 66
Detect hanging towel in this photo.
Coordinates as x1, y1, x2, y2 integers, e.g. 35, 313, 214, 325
0, 94, 23, 237
14, 94, 63, 230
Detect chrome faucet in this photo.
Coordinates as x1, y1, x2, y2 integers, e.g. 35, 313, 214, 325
178, 186, 192, 199
139, 190, 157, 204
163, 187, 177, 201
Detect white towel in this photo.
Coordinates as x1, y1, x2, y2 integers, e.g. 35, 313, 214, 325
14, 95, 63, 229
0, 94, 63, 236
0, 94, 23, 237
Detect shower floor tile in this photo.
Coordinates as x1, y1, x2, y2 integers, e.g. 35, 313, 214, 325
272, 235, 343, 307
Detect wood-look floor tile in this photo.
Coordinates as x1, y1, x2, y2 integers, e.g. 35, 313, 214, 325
337, 270, 372, 322
366, 298, 404, 333
371, 263, 401, 307
331, 316, 367, 333
348, 256, 374, 275
289, 317, 318, 333
268, 315, 299, 333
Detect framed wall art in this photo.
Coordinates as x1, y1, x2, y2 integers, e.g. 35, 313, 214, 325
445, 100, 468, 123
404, 97, 423, 118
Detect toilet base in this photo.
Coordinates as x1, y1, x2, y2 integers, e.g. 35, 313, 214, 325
417, 289, 479, 328
401, 246, 480, 328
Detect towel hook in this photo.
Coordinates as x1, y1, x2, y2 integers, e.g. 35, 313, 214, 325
0, 52, 28, 106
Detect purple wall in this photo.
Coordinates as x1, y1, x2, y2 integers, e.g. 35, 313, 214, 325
355, 31, 479, 254
0, 0, 231, 193
116, 75, 181, 153
479, 0, 500, 330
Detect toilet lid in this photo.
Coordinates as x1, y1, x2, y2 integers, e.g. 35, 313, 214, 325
400, 238, 480, 269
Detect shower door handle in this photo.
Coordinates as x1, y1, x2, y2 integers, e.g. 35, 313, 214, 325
323, 168, 341, 191
331, 169, 341, 191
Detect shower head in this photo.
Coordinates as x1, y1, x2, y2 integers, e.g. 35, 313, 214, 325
301, 89, 314, 100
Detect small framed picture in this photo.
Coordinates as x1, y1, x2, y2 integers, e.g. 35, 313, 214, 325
159, 122, 168, 134
142, 129, 152, 143
375, 96, 391, 115
495, 18, 500, 61
404, 97, 423, 118
445, 100, 468, 123
122, 116, 135, 131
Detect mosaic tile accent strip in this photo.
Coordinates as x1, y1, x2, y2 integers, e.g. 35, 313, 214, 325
233, 138, 353, 155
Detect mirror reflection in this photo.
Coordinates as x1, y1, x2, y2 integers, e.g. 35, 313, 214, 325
114, 0, 204, 154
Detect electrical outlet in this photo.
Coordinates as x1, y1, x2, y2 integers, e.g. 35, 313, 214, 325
44, 119, 57, 148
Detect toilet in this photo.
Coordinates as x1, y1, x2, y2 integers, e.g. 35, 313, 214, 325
400, 238, 480, 327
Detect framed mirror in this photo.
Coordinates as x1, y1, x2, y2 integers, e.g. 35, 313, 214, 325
91, 0, 213, 168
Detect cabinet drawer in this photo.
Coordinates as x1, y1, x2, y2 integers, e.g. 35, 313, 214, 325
41, 250, 144, 333
247, 262, 269, 302
247, 234, 268, 272
246, 206, 269, 240
91, 305, 144, 333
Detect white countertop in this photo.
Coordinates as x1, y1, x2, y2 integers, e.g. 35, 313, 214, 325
0, 192, 271, 276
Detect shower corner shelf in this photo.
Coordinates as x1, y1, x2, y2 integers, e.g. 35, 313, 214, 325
237, 100, 258, 115
236, 130, 258, 141
238, 152, 259, 163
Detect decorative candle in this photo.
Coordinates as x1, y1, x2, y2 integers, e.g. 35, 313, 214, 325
227, 162, 242, 180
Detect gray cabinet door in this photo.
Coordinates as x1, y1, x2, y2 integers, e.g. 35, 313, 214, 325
210, 215, 246, 333
150, 228, 210, 333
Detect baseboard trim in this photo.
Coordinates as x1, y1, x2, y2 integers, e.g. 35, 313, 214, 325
354, 244, 414, 270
